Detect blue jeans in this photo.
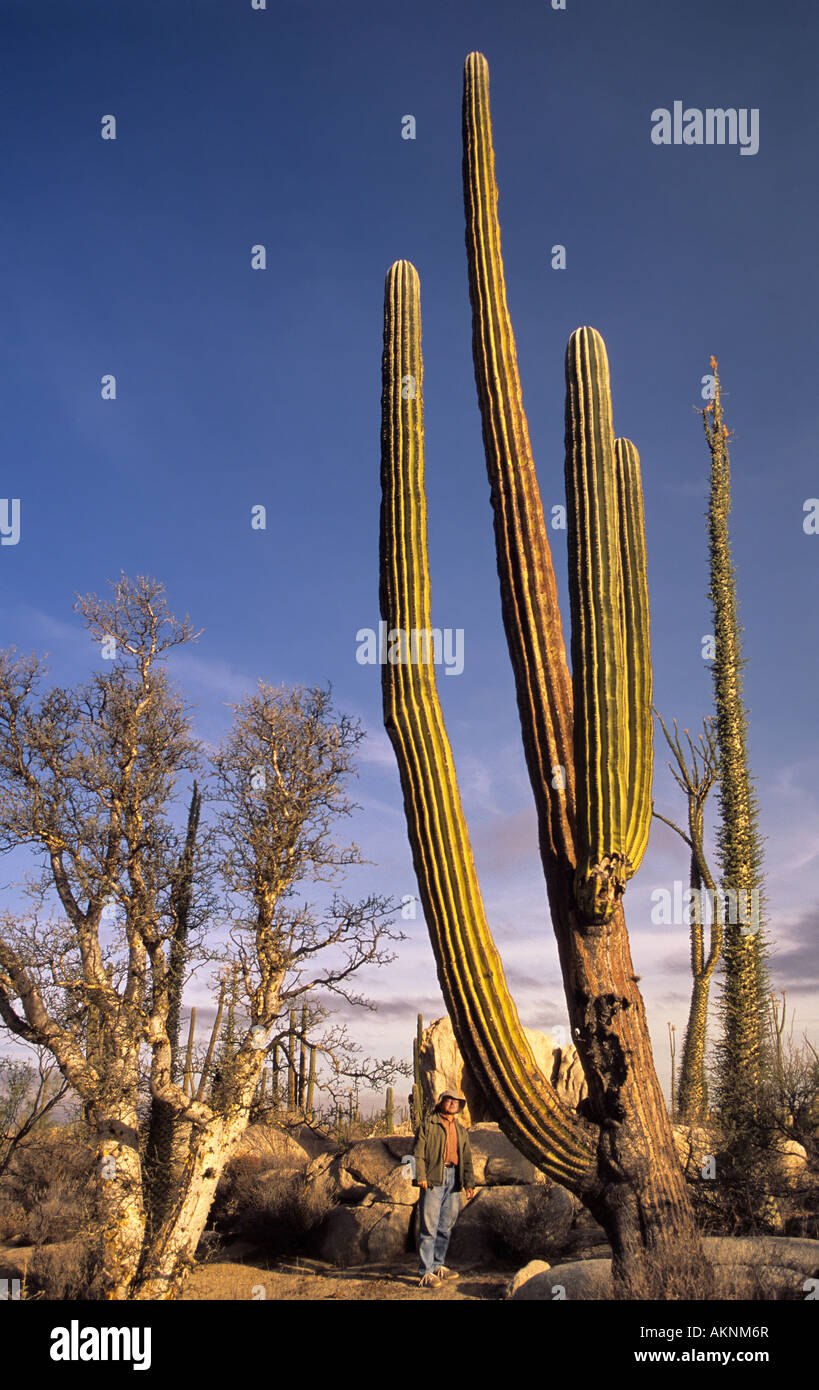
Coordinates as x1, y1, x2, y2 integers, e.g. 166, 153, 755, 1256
417, 1166, 460, 1275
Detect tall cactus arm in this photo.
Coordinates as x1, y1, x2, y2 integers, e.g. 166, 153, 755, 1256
564, 327, 629, 924
462, 51, 576, 874
379, 259, 595, 1188
614, 439, 653, 877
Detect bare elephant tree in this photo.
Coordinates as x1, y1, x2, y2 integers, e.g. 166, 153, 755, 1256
0, 575, 402, 1299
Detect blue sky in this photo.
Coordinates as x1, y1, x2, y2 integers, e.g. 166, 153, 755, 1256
2, 0, 818, 1109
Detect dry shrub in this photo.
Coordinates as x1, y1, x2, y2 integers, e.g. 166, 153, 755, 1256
613, 1232, 808, 1301
483, 1186, 571, 1264
687, 1116, 817, 1239
0, 1198, 28, 1241
0, 1133, 94, 1246
28, 1238, 95, 1300
212, 1165, 336, 1256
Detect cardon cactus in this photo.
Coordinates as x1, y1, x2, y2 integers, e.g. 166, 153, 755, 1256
378, 52, 703, 1273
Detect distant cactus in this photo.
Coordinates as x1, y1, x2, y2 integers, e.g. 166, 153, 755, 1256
411, 1012, 424, 1129
287, 1009, 297, 1110
305, 1045, 316, 1119
197, 979, 226, 1102
385, 1085, 394, 1134
297, 1003, 308, 1108
182, 1007, 196, 1097
270, 1041, 280, 1112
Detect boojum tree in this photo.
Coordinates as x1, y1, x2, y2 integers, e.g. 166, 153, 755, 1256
702, 359, 771, 1127
377, 51, 710, 1283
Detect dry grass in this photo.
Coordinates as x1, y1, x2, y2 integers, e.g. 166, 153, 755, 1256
613, 1231, 811, 1301
28, 1239, 96, 1300
0, 1131, 94, 1246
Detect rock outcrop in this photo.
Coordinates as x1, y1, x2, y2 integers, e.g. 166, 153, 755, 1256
316, 1201, 414, 1265
416, 1016, 587, 1124
232, 1124, 310, 1170
773, 1137, 808, 1185
302, 1128, 587, 1268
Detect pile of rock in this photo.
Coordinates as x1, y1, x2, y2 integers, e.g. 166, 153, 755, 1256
306, 1125, 586, 1268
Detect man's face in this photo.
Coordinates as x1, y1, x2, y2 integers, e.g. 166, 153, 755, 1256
442, 1096, 461, 1114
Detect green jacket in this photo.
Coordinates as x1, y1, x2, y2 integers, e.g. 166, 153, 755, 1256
412, 1112, 475, 1190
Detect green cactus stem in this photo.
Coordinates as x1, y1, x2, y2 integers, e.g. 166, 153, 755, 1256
614, 438, 653, 876
462, 50, 576, 874
563, 332, 653, 923
385, 1085, 394, 1134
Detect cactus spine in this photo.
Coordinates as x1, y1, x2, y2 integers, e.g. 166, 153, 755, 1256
564, 331, 653, 923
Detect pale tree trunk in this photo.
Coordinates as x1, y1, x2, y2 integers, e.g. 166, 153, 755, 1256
89, 1106, 148, 1300
130, 1050, 266, 1300
131, 1113, 246, 1300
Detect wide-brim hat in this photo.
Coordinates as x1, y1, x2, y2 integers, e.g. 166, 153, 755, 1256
436, 1088, 467, 1110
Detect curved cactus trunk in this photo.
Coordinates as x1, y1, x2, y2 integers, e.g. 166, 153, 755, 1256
380, 260, 595, 1189
461, 53, 576, 875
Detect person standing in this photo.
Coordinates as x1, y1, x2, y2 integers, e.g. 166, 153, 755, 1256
412, 1088, 475, 1288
